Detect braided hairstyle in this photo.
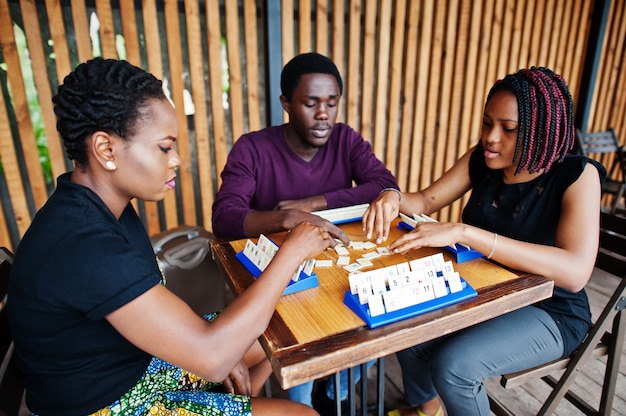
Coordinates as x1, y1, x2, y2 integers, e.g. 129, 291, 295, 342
280, 52, 343, 100
53, 58, 166, 167
485, 66, 575, 174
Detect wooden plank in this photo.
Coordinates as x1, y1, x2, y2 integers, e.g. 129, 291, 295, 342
164, 0, 193, 227
141, 0, 166, 235
419, 0, 444, 190
506, 0, 526, 73
529, 0, 545, 66
486, 0, 503, 82
45, 0, 72, 84
298, 0, 313, 53
345, 0, 361, 128
543, 0, 562, 69
605, 0, 626, 131
315, 0, 328, 56
395, 0, 419, 192
455, 0, 484, 220
243, 0, 261, 132
434, 0, 459, 222
281, 0, 294, 124
184, 0, 214, 229
517, 0, 535, 70
562, 0, 581, 88
611, 45, 626, 145
0, 1, 47, 210
224, 0, 245, 142
597, 0, 625, 130
0, 43, 31, 241
69, 0, 91, 63
445, 0, 470, 223
94, 0, 117, 58
299, 0, 311, 52
372, 0, 391, 159
407, 0, 432, 192
569, 0, 592, 100
119, 0, 140, 64
358, 0, 376, 144
496, 0, 513, 77
0, 188, 10, 250
43, 0, 72, 189
550, 0, 566, 74
540, 0, 556, 66
281, 0, 294, 64
382, 0, 407, 176
20, 0, 66, 182
330, 0, 344, 78
205, 0, 228, 188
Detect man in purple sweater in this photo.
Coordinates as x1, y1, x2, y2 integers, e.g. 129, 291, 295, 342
212, 52, 399, 244
211, 52, 399, 415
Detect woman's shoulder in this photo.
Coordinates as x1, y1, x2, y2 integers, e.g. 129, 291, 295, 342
555, 153, 607, 183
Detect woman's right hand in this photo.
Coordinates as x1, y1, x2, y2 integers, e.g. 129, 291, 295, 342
362, 191, 401, 244
281, 221, 333, 263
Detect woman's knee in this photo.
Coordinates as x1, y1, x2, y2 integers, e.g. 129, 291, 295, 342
251, 397, 319, 415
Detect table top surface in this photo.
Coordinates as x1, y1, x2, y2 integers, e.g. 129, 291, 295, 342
211, 218, 554, 388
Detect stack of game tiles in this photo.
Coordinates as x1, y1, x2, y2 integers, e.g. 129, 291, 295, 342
343, 252, 477, 328
236, 234, 318, 295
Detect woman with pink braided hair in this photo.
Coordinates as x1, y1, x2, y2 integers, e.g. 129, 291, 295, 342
363, 67, 606, 416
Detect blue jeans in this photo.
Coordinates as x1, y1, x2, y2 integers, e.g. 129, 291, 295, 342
287, 360, 376, 405
397, 306, 564, 416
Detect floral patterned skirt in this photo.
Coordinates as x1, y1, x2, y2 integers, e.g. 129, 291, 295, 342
85, 355, 251, 416
86, 313, 252, 416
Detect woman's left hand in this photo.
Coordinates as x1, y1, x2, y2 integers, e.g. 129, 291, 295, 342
222, 359, 252, 395
389, 221, 464, 254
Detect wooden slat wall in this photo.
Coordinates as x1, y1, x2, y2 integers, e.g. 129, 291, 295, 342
1, 0, 625, 252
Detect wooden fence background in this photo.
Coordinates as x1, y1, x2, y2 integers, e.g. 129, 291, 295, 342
0, 0, 625, 251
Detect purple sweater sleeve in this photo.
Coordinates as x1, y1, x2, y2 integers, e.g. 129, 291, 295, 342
211, 124, 398, 239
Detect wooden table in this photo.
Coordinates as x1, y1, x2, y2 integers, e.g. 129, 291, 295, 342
211, 218, 554, 402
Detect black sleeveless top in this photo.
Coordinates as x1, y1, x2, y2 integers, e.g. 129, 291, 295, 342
462, 143, 606, 356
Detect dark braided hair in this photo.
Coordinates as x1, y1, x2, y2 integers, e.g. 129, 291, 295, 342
280, 52, 343, 100
53, 58, 166, 167
486, 67, 575, 174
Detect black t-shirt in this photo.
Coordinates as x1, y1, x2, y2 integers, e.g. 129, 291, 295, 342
8, 173, 161, 415
462, 144, 606, 356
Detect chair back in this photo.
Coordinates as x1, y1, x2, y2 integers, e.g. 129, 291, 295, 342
576, 129, 625, 213
575, 128, 620, 156
597, 211, 626, 277
0, 247, 25, 416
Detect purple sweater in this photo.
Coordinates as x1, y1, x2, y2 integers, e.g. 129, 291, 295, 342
212, 123, 398, 239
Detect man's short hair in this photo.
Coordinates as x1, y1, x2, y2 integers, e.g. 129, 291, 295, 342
280, 52, 343, 100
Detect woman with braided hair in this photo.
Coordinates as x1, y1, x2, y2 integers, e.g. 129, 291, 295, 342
8, 58, 325, 415
363, 67, 606, 416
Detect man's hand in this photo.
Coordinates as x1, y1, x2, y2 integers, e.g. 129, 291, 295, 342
287, 212, 350, 247
244, 208, 350, 246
